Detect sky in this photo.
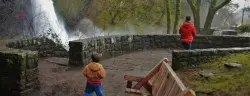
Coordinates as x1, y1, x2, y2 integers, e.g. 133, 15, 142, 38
232, 0, 249, 10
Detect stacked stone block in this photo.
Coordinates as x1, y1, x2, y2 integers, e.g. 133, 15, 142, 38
6, 37, 68, 57
69, 35, 250, 66
172, 47, 250, 70
0, 50, 39, 96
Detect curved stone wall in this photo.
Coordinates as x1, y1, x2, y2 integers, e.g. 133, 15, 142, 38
69, 35, 250, 66
6, 37, 68, 57
172, 47, 250, 70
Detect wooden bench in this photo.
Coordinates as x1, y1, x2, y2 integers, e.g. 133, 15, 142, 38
124, 58, 196, 96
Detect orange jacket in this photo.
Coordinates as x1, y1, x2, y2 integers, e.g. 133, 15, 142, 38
179, 22, 196, 43
82, 62, 106, 81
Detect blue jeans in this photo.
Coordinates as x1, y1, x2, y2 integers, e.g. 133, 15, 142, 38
182, 42, 192, 50
84, 83, 104, 96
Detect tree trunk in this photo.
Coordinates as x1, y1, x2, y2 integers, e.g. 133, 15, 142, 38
193, 11, 200, 33
203, 9, 216, 34
166, 0, 171, 34
187, 0, 201, 33
155, 13, 165, 25
203, 0, 231, 34
173, 0, 181, 34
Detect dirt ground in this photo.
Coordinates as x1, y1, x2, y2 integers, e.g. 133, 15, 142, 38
35, 49, 172, 96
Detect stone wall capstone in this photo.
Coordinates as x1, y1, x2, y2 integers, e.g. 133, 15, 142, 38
68, 35, 250, 66
6, 37, 68, 57
0, 50, 39, 96
172, 47, 250, 70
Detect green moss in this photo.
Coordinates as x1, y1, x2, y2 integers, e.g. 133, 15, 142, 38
0, 50, 38, 80
187, 52, 250, 96
53, 0, 84, 27
21, 54, 27, 80
54, 0, 84, 15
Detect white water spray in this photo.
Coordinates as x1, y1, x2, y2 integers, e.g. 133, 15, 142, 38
31, 0, 69, 50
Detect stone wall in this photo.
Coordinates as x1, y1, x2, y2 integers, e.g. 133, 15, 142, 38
172, 47, 250, 70
0, 50, 39, 96
6, 37, 68, 57
69, 35, 250, 66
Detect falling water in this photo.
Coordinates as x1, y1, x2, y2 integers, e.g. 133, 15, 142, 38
31, 0, 69, 50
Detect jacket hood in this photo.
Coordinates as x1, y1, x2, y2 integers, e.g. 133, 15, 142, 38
87, 63, 102, 72
182, 22, 193, 28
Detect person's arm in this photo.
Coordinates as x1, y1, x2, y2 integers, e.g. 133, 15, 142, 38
192, 25, 197, 37
97, 65, 106, 79
179, 26, 182, 34
82, 65, 88, 77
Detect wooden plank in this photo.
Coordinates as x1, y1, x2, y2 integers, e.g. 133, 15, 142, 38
155, 77, 167, 96
163, 74, 175, 96
157, 73, 171, 96
133, 62, 162, 89
163, 58, 169, 64
167, 82, 179, 96
125, 88, 142, 95
151, 67, 161, 95
141, 87, 153, 96
143, 81, 152, 94
153, 64, 165, 93
163, 62, 186, 91
124, 58, 194, 96
152, 63, 164, 95
124, 75, 143, 81
174, 87, 181, 96
155, 65, 168, 96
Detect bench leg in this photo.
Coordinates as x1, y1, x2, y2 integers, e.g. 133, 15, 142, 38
127, 81, 133, 88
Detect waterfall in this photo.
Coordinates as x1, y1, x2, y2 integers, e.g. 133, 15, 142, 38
31, 0, 69, 50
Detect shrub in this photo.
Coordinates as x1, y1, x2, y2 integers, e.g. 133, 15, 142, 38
236, 24, 250, 32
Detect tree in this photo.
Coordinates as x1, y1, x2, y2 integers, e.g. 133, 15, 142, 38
173, 0, 181, 34
187, 0, 201, 33
203, 0, 231, 33
165, 0, 171, 34
187, 0, 231, 34
214, 3, 239, 27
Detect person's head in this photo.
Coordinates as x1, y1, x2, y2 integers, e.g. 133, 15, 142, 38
185, 16, 191, 22
91, 52, 102, 63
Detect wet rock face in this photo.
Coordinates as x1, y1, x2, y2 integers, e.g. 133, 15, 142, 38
224, 63, 243, 69
0, 0, 34, 37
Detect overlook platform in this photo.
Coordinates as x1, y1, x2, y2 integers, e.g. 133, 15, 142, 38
35, 49, 172, 96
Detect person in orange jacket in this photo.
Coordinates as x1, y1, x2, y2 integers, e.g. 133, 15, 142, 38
82, 52, 106, 96
179, 16, 197, 50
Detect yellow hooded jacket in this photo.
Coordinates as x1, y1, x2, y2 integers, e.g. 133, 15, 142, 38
82, 62, 106, 81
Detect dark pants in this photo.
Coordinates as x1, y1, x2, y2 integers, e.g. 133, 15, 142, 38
84, 83, 104, 96
182, 42, 192, 50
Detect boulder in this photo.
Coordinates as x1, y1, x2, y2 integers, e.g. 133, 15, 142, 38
224, 63, 242, 69
199, 71, 214, 79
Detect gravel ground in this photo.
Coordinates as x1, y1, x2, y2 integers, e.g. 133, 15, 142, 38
35, 49, 172, 96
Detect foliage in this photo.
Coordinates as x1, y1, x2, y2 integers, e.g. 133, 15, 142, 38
186, 52, 250, 96
187, 0, 232, 34
236, 24, 250, 32
54, 0, 186, 34
53, 0, 85, 28
53, 0, 234, 34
